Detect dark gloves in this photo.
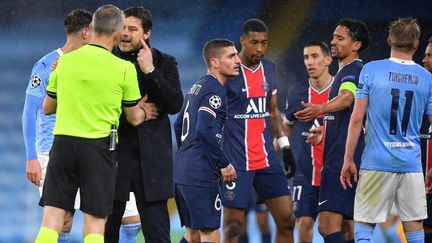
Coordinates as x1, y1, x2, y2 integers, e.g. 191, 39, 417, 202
282, 147, 296, 179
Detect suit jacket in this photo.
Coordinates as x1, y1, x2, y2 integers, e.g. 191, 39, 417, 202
113, 45, 183, 202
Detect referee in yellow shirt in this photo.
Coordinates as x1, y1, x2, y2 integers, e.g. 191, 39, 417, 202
35, 5, 148, 243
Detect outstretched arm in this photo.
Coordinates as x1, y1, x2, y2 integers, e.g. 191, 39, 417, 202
340, 97, 367, 189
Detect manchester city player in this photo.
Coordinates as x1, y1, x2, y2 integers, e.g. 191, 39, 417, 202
174, 39, 239, 243
22, 9, 92, 243
297, 19, 370, 243
285, 41, 333, 243
342, 17, 432, 243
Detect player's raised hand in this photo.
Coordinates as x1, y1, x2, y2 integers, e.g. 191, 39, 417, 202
138, 94, 159, 121
305, 126, 323, 145
26, 159, 42, 187
340, 158, 357, 190
137, 39, 155, 74
221, 163, 237, 182
294, 101, 323, 122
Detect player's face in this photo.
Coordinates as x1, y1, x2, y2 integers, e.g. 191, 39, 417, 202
303, 46, 331, 80
331, 25, 359, 60
217, 46, 241, 77
422, 44, 432, 72
240, 31, 268, 65
119, 16, 150, 53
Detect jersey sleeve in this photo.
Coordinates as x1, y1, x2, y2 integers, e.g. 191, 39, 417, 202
122, 62, 141, 107
46, 66, 58, 99
356, 64, 372, 99
26, 62, 50, 98
285, 86, 301, 123
22, 94, 42, 160
196, 91, 229, 169
339, 64, 361, 97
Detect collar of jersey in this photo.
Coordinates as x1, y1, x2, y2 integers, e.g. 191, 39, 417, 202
389, 57, 415, 65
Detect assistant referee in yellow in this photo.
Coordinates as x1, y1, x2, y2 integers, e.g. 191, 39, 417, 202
35, 5, 148, 243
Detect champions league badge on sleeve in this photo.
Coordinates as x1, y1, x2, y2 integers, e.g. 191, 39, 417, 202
31, 75, 42, 88
209, 95, 222, 109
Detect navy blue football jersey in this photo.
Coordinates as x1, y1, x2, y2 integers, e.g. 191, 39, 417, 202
174, 74, 229, 188
324, 59, 364, 171
223, 59, 279, 171
286, 79, 332, 185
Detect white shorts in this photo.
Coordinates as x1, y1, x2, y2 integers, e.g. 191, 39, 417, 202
354, 169, 427, 223
38, 152, 80, 209
124, 192, 139, 218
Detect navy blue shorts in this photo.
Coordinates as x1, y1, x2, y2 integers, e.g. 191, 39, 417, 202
292, 177, 319, 219
318, 168, 356, 219
220, 163, 290, 209
175, 184, 221, 230
424, 194, 432, 226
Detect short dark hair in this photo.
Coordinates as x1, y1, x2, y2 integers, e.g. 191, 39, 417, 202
124, 6, 153, 33
337, 18, 370, 52
304, 41, 331, 56
203, 39, 235, 68
64, 9, 92, 35
241, 19, 268, 37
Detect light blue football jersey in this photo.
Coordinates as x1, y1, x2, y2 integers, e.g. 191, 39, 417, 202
357, 58, 432, 172
24, 49, 62, 157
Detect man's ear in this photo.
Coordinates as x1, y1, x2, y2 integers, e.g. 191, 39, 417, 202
387, 36, 392, 47
143, 29, 152, 41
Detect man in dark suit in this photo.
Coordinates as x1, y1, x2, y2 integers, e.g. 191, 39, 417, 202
104, 6, 183, 243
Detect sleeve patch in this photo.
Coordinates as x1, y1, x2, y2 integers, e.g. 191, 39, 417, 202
341, 75, 356, 83
209, 95, 222, 109
31, 75, 42, 88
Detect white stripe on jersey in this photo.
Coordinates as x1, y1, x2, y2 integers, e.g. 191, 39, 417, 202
199, 107, 216, 118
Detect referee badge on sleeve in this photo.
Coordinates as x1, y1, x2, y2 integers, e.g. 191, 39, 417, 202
31, 75, 42, 88
209, 95, 221, 109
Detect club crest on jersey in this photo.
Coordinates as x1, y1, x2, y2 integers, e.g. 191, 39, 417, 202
261, 82, 270, 92
209, 95, 221, 109
224, 191, 234, 201
31, 75, 42, 88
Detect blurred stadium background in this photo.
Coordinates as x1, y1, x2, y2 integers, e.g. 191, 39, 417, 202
0, 0, 431, 242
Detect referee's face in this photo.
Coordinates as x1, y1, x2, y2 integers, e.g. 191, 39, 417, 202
120, 16, 147, 53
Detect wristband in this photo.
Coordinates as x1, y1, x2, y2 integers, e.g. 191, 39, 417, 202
277, 136, 290, 149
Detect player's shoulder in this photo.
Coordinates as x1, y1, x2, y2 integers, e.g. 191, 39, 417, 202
261, 58, 277, 70
32, 49, 60, 72
198, 75, 225, 94
338, 59, 363, 82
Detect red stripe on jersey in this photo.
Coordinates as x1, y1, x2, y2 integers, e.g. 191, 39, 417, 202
243, 64, 269, 170
309, 85, 331, 186
427, 140, 432, 194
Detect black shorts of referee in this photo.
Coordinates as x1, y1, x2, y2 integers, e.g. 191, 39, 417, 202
40, 135, 117, 217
